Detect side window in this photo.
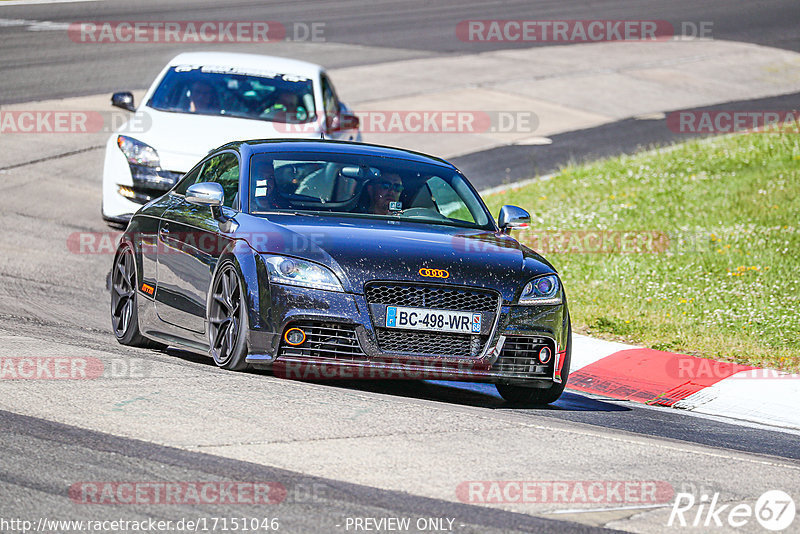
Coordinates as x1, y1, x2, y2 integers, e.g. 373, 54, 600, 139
424, 176, 476, 224
173, 164, 203, 196
197, 152, 240, 209
321, 75, 340, 129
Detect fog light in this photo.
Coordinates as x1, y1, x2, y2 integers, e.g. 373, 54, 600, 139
284, 327, 306, 346
538, 346, 552, 364
118, 185, 136, 199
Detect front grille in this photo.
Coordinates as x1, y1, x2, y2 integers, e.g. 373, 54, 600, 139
493, 335, 555, 378
365, 282, 499, 312
376, 329, 488, 358
367, 282, 498, 358
278, 322, 367, 361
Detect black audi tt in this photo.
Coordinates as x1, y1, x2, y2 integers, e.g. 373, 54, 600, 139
110, 139, 571, 404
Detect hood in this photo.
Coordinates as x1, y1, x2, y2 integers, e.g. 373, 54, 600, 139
238, 214, 555, 301
121, 107, 321, 172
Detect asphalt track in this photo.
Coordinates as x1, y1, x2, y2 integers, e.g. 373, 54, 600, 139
452, 90, 800, 188
1, 1, 800, 532
1, 0, 799, 104
0, 409, 606, 534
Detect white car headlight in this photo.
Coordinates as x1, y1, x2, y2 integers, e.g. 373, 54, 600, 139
117, 135, 160, 167
264, 256, 343, 292
519, 274, 561, 305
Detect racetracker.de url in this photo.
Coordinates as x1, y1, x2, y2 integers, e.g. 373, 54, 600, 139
0, 516, 280, 533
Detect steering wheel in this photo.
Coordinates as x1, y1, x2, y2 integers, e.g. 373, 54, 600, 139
397, 207, 446, 220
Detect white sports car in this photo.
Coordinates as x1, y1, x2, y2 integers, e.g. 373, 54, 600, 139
101, 51, 361, 226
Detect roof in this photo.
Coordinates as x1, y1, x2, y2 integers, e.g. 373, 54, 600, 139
238, 139, 456, 168
166, 52, 324, 80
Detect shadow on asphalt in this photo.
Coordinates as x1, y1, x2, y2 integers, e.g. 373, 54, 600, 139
163, 348, 628, 411
151, 348, 800, 461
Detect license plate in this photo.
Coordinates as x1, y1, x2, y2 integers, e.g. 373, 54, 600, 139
385, 306, 481, 334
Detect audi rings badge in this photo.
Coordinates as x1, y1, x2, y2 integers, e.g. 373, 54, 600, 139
419, 268, 449, 279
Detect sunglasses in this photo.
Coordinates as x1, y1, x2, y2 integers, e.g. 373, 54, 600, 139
375, 182, 404, 193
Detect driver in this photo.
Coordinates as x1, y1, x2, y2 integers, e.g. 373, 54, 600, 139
187, 80, 219, 114
365, 172, 404, 215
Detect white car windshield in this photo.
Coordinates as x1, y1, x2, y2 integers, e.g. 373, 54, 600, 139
147, 65, 316, 123
249, 152, 494, 230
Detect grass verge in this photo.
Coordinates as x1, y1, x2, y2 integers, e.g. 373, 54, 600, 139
483, 132, 800, 371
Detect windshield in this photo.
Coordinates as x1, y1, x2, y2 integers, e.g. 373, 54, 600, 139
147, 65, 316, 123
248, 152, 494, 230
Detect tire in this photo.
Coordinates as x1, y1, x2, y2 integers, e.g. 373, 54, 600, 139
496, 323, 572, 405
208, 260, 250, 370
110, 244, 165, 349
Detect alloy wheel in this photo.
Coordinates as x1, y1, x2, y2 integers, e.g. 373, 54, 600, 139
209, 264, 242, 365
111, 247, 136, 337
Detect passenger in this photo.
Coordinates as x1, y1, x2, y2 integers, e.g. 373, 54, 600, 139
266, 92, 307, 121
250, 158, 289, 211
272, 92, 299, 113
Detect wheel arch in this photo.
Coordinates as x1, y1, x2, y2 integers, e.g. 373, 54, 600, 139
209, 240, 272, 337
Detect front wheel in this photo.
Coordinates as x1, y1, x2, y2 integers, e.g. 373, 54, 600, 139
496, 326, 572, 405
208, 261, 249, 370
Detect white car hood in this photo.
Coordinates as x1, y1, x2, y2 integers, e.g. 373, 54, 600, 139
121, 107, 321, 172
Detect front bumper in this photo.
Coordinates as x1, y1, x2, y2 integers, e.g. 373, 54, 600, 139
245, 283, 569, 384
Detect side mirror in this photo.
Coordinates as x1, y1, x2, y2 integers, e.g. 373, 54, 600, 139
338, 113, 360, 131
498, 205, 531, 234
328, 102, 360, 132
186, 182, 224, 207
111, 92, 135, 112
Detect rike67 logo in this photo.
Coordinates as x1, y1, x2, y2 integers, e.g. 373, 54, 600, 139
668, 490, 796, 531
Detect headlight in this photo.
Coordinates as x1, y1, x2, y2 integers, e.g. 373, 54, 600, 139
519, 274, 561, 305
264, 256, 343, 292
117, 135, 160, 167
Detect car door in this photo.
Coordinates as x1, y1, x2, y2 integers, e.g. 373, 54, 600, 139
154, 151, 241, 334
321, 74, 359, 141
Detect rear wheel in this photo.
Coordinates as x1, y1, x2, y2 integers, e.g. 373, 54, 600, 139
496, 325, 572, 405
208, 261, 249, 370
110, 245, 164, 349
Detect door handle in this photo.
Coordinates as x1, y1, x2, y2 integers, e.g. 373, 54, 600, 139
160, 223, 170, 235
